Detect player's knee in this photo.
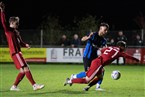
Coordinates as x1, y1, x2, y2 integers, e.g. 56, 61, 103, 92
97, 74, 103, 79
85, 77, 91, 83
23, 66, 30, 72
102, 67, 105, 72
19, 68, 25, 73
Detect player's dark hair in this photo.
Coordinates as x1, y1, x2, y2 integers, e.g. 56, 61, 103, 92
116, 41, 126, 48
100, 22, 109, 30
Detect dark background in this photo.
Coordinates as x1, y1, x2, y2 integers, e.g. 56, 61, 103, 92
1, 0, 145, 30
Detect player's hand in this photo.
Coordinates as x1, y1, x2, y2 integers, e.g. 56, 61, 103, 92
81, 32, 94, 41
0, 2, 5, 11
85, 32, 94, 40
135, 59, 140, 62
88, 32, 94, 38
133, 59, 140, 64
26, 44, 30, 49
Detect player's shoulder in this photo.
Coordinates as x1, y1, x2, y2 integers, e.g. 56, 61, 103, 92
112, 46, 121, 50
101, 47, 108, 52
106, 46, 120, 50
92, 32, 98, 35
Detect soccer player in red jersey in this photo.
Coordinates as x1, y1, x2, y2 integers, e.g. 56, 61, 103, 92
0, 2, 44, 91
64, 41, 140, 86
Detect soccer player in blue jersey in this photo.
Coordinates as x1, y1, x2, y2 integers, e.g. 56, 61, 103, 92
70, 22, 109, 91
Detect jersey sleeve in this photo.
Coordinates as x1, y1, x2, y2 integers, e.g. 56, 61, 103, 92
0, 11, 8, 32
120, 52, 139, 62
88, 32, 95, 41
18, 34, 27, 47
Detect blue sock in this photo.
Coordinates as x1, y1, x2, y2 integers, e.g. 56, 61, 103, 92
76, 72, 86, 78
97, 79, 103, 84
97, 71, 104, 84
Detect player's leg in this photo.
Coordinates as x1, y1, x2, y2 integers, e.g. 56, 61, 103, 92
64, 58, 102, 85
83, 67, 105, 91
10, 53, 26, 91
10, 71, 25, 91
70, 72, 86, 79
19, 52, 45, 90
12, 68, 25, 86
71, 57, 91, 79
23, 66, 44, 90
83, 57, 91, 71
11, 52, 44, 91
96, 68, 105, 90
116, 58, 119, 65
83, 77, 99, 91
15, 52, 36, 85
123, 57, 126, 65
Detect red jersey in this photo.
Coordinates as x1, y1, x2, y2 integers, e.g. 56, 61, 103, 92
1, 11, 27, 56
100, 46, 139, 66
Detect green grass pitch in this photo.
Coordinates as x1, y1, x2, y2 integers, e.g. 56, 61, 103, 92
0, 63, 145, 97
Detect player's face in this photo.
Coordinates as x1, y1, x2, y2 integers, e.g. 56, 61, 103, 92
98, 26, 108, 36
120, 46, 126, 52
13, 21, 19, 28
10, 21, 19, 29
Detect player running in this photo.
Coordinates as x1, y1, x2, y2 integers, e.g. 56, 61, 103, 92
0, 2, 44, 91
64, 41, 140, 87
70, 22, 109, 91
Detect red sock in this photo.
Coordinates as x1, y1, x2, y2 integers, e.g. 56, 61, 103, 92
88, 77, 99, 87
72, 78, 87, 84
14, 72, 25, 86
25, 71, 36, 85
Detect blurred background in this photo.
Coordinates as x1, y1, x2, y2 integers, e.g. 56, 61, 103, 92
0, 0, 145, 64
0, 0, 145, 47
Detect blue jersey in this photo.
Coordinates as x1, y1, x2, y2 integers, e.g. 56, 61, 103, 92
83, 32, 107, 60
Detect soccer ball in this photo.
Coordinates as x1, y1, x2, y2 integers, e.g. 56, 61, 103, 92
111, 70, 121, 80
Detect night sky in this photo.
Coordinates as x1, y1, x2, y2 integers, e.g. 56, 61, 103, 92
1, 0, 145, 30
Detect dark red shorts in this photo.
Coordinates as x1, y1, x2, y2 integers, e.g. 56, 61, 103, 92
86, 58, 103, 80
12, 52, 28, 69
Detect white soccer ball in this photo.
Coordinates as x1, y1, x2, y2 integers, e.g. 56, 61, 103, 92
111, 70, 121, 80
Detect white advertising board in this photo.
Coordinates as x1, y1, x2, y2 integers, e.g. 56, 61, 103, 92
46, 48, 124, 64
46, 48, 84, 63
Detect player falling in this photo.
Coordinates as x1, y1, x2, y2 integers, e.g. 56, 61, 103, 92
64, 41, 139, 87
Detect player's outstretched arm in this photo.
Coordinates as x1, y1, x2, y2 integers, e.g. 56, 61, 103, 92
121, 53, 140, 62
0, 2, 8, 32
0, 2, 5, 12
81, 32, 94, 41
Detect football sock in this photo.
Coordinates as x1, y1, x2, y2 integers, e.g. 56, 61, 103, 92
76, 72, 86, 78
97, 79, 103, 85
96, 83, 100, 88
72, 78, 87, 84
88, 77, 99, 87
25, 71, 36, 85
14, 72, 25, 86
88, 78, 103, 88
